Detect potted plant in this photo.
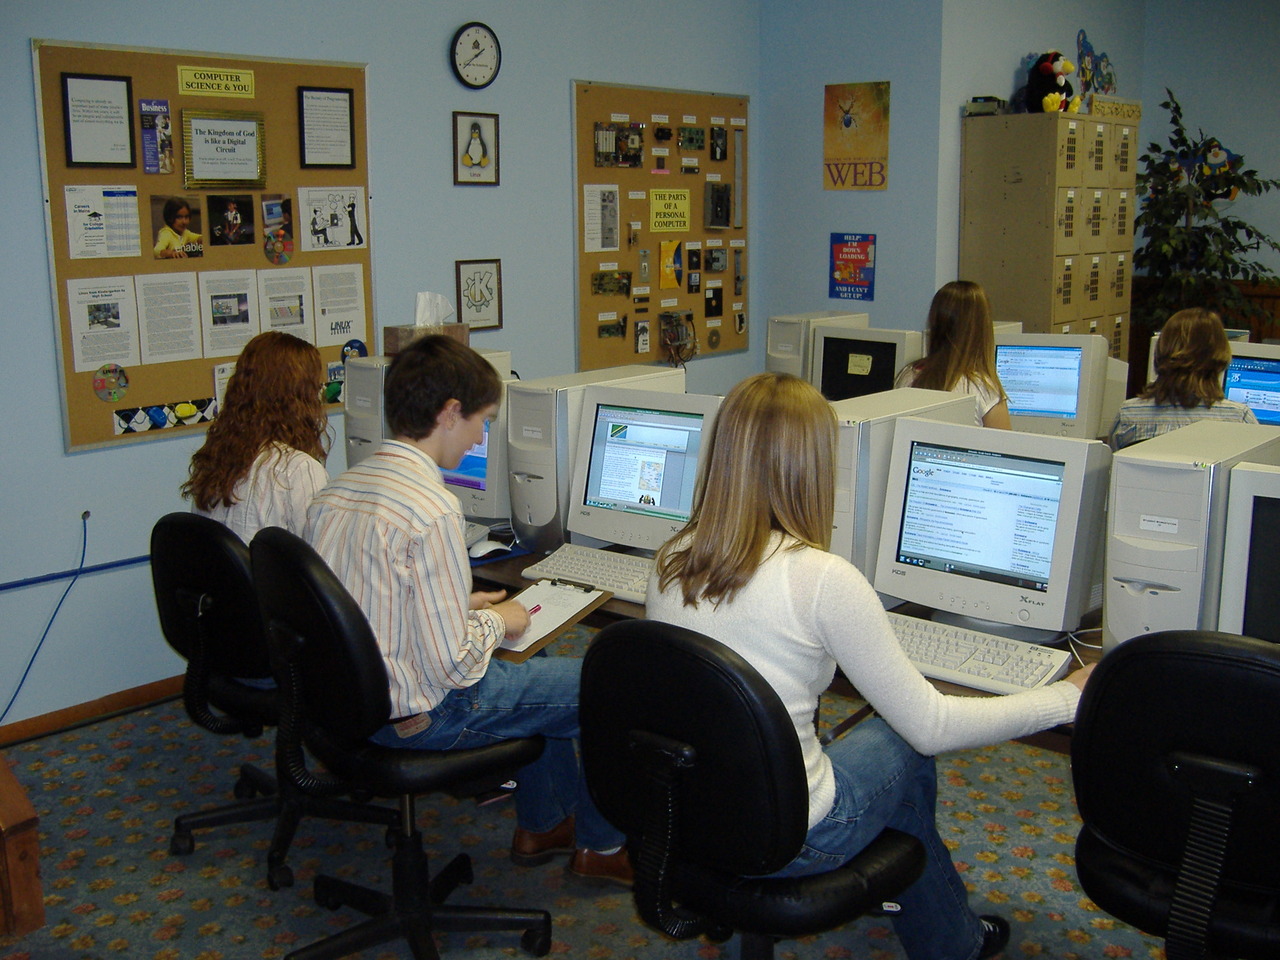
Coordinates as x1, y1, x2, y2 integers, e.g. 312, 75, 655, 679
1132, 89, 1280, 341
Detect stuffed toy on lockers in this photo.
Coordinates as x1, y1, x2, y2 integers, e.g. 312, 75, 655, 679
1024, 51, 1082, 113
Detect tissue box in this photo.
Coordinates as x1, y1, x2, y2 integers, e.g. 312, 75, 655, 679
382, 323, 470, 355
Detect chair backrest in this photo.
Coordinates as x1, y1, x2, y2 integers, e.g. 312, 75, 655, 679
250, 525, 392, 747
150, 512, 271, 681
1072, 630, 1280, 893
579, 619, 809, 878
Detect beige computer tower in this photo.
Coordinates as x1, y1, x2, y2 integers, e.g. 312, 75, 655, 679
959, 106, 1140, 362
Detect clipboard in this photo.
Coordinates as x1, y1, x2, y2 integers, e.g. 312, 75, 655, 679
494, 579, 613, 663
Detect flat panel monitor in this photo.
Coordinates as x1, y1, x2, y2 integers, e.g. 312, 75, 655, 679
994, 333, 1108, 438
567, 385, 721, 553
810, 324, 923, 402
873, 417, 1111, 642
1224, 341, 1280, 426
1218, 461, 1280, 642
439, 381, 513, 523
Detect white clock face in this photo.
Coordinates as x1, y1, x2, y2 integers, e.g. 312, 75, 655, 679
452, 22, 501, 89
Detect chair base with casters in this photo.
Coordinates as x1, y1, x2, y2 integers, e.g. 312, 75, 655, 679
291, 793, 551, 960
579, 619, 927, 960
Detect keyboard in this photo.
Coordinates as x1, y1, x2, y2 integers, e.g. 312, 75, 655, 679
464, 521, 491, 548
887, 612, 1073, 695
522, 543, 653, 604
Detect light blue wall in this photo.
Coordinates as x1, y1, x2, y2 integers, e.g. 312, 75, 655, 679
1140, 0, 1280, 274
1, 1, 1274, 724
0, 0, 763, 725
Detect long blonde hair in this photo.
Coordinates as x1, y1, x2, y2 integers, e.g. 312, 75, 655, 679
654, 372, 837, 607
905, 280, 1006, 399
1145, 307, 1231, 408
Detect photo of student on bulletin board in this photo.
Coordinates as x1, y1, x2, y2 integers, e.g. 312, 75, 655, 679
209, 194, 254, 245
151, 195, 204, 259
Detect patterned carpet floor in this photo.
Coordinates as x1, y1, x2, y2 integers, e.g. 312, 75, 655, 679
0, 627, 1164, 960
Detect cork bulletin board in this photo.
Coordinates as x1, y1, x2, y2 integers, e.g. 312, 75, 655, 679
32, 39, 374, 451
573, 81, 749, 371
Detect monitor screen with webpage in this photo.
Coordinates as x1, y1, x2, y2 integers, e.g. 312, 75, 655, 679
873, 417, 1110, 642
440, 383, 512, 523
567, 385, 721, 553
1224, 341, 1280, 426
810, 324, 923, 402
994, 333, 1108, 438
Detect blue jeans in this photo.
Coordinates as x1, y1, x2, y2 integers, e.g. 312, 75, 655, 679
368, 656, 624, 852
770, 718, 985, 960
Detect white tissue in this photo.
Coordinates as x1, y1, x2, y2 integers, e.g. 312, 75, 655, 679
414, 291, 455, 327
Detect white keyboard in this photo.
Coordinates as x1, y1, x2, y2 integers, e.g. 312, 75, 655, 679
464, 521, 491, 548
888, 612, 1073, 695
522, 543, 652, 604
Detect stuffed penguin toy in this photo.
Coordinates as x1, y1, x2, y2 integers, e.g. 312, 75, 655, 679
1024, 51, 1082, 113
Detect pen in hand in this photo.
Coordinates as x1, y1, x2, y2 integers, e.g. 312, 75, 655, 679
528, 604, 542, 616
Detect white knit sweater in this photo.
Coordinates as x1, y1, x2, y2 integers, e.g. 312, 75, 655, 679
646, 535, 1081, 828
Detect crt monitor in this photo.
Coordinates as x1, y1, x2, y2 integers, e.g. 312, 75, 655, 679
1217, 461, 1280, 642
567, 385, 722, 553
873, 417, 1111, 642
1224, 340, 1280, 426
810, 323, 923, 402
439, 381, 513, 523
994, 333, 1109, 438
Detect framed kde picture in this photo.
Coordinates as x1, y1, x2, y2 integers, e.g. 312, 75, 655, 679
455, 258, 503, 330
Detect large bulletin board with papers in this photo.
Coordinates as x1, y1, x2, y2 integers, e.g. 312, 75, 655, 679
573, 81, 749, 371
33, 39, 373, 450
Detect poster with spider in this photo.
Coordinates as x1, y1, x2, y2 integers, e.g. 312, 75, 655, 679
823, 82, 890, 191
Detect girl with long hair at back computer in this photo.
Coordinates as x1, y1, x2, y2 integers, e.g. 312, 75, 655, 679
1107, 307, 1257, 450
647, 372, 1093, 960
894, 279, 1012, 428
183, 331, 330, 543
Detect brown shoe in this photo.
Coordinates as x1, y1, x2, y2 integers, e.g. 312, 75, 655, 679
567, 847, 634, 887
510, 815, 575, 866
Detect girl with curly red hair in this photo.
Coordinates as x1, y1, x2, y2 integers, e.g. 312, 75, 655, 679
183, 331, 330, 542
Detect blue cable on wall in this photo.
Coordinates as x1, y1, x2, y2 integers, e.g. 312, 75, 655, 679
0, 514, 149, 725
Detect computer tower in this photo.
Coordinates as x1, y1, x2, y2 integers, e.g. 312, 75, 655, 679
829, 388, 976, 586
765, 312, 868, 379
1103, 420, 1280, 652
343, 355, 393, 467
506, 365, 686, 553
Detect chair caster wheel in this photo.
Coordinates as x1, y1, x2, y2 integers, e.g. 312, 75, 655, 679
233, 776, 258, 799
267, 864, 293, 891
521, 920, 552, 957
169, 832, 194, 856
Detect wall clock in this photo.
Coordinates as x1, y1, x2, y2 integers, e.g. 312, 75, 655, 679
450, 22, 501, 90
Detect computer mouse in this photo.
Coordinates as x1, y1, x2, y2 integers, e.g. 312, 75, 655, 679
469, 539, 508, 559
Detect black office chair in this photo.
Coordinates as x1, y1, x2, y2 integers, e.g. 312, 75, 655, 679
151, 512, 400, 890
1072, 630, 1280, 960
578, 619, 926, 960
250, 526, 552, 960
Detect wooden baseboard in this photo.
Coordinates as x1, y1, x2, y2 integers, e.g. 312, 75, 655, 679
0, 676, 183, 749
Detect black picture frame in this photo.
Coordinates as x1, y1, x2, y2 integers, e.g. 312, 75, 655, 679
453, 111, 500, 186
455, 258, 504, 330
298, 86, 356, 169
61, 72, 136, 167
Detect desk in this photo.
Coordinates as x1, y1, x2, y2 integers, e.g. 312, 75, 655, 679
472, 552, 645, 626
472, 551, 1096, 753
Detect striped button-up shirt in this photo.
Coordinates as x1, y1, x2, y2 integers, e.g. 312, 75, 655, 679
305, 440, 504, 717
